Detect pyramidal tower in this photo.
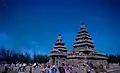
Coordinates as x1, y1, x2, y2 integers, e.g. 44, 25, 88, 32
67, 23, 108, 66
73, 23, 96, 54
48, 34, 67, 66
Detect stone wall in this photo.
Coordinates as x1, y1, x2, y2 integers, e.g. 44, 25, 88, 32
109, 63, 120, 69
56, 57, 67, 67
67, 59, 86, 66
48, 57, 67, 67
88, 59, 107, 66
67, 58, 107, 67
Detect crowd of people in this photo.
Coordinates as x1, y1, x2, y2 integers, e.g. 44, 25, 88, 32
0, 62, 107, 73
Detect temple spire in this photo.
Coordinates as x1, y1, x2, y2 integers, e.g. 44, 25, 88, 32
73, 23, 96, 52
50, 34, 67, 57
81, 22, 86, 28
56, 34, 63, 42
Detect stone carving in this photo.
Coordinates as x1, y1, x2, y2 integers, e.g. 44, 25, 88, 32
79, 52, 83, 55
89, 52, 93, 56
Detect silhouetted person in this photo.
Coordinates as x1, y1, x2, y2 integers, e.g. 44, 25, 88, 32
51, 65, 57, 73
46, 65, 51, 73
58, 63, 65, 73
58, 66, 65, 73
2, 66, 8, 73
29, 67, 32, 73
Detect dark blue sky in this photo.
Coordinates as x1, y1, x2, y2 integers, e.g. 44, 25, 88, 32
0, 0, 120, 54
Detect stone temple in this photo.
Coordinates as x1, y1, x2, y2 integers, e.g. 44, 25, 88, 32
48, 23, 108, 67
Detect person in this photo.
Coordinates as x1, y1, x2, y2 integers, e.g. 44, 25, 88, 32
41, 64, 46, 73
65, 64, 70, 73
29, 67, 32, 73
46, 65, 51, 73
82, 64, 87, 73
94, 66, 99, 73
22, 63, 26, 72
86, 64, 91, 73
69, 65, 73, 73
88, 62, 94, 69
51, 65, 57, 73
3, 66, 9, 73
58, 64, 65, 73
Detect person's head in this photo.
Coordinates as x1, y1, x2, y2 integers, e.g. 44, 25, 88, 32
47, 65, 50, 68
62, 63, 65, 66
83, 64, 85, 67
76, 66, 78, 68
53, 65, 56, 68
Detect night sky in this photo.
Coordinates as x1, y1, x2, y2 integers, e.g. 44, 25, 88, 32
0, 0, 120, 55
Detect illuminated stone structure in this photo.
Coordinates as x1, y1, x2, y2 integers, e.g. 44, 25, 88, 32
48, 23, 108, 67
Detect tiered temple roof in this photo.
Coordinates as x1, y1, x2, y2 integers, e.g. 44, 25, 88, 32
49, 34, 67, 57
73, 23, 96, 53
67, 23, 108, 60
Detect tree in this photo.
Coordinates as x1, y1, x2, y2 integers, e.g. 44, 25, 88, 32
33, 54, 49, 63
0, 48, 50, 63
107, 54, 120, 63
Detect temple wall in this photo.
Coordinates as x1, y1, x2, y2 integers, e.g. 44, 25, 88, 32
67, 59, 85, 66
88, 59, 107, 66
67, 58, 107, 67
48, 57, 67, 67
57, 57, 67, 66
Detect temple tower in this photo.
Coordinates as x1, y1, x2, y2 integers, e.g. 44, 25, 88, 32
73, 23, 96, 54
48, 34, 67, 67
67, 23, 108, 66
